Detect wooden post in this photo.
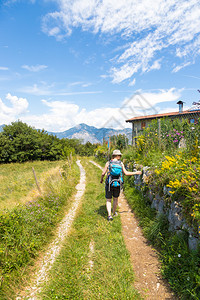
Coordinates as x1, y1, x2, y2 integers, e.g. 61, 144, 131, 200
132, 122, 134, 146
158, 118, 161, 147
59, 169, 63, 179
32, 167, 41, 193
68, 156, 71, 169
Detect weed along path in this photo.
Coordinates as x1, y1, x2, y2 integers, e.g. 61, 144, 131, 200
90, 160, 176, 300
18, 160, 86, 300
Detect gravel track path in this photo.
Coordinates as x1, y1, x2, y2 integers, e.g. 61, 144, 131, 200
17, 159, 176, 299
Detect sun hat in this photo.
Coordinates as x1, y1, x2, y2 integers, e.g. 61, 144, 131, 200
112, 149, 122, 156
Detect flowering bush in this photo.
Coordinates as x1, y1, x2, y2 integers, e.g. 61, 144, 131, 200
140, 117, 196, 153
163, 129, 184, 145
153, 153, 200, 227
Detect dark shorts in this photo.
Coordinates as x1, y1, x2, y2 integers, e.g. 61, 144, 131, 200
105, 184, 120, 199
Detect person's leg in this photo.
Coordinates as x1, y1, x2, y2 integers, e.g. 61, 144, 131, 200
112, 187, 120, 215
106, 198, 112, 217
113, 197, 118, 215
105, 184, 113, 220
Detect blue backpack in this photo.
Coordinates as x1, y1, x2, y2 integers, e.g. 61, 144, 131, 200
108, 160, 123, 190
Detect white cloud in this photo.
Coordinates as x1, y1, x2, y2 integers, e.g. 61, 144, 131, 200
19, 82, 100, 96
68, 81, 92, 88
121, 88, 181, 119
3, 0, 35, 5
157, 105, 190, 115
18, 83, 54, 96
172, 62, 191, 73
2, 88, 180, 132
42, 0, 200, 82
0, 67, 9, 71
41, 99, 79, 118
0, 93, 29, 124
147, 59, 162, 72
22, 64, 48, 72
56, 91, 102, 96
129, 78, 136, 86
183, 75, 200, 80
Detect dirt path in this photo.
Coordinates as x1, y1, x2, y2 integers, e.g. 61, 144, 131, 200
17, 160, 86, 300
90, 160, 176, 300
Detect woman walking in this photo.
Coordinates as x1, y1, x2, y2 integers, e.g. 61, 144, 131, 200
100, 149, 142, 221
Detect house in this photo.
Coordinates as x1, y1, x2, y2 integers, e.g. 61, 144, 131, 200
126, 101, 200, 145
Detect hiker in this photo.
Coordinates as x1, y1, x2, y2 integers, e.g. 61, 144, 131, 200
100, 149, 142, 221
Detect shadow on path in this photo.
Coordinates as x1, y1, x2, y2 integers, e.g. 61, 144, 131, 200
97, 204, 107, 220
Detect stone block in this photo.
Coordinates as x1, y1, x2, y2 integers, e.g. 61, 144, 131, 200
168, 209, 184, 230
163, 185, 172, 196
157, 199, 165, 215
151, 199, 159, 210
188, 235, 199, 251
147, 189, 154, 202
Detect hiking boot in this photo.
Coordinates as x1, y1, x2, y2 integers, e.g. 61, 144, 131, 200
113, 212, 118, 217
108, 215, 113, 221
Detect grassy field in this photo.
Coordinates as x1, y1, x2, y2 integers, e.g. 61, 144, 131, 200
40, 158, 141, 300
0, 160, 65, 211
0, 158, 80, 299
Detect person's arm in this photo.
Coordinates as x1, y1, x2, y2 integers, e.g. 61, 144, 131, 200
100, 161, 109, 183
121, 163, 142, 176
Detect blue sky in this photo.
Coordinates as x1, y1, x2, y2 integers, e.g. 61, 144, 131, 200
0, 0, 200, 132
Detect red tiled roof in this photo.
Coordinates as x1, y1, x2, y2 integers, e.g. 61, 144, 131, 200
126, 110, 200, 122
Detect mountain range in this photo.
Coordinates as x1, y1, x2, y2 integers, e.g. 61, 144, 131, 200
49, 123, 132, 144
0, 123, 132, 144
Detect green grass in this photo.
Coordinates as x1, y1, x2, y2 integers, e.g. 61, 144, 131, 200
0, 160, 65, 211
0, 159, 79, 299
41, 158, 141, 300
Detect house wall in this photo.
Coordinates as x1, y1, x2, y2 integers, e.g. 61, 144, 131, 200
133, 119, 152, 136
130, 112, 200, 145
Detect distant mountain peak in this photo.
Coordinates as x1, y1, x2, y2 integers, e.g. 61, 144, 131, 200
49, 123, 132, 144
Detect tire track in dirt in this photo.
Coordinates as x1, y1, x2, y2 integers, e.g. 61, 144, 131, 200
17, 160, 86, 300
90, 160, 176, 300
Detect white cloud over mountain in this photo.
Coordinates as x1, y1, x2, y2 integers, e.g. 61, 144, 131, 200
0, 88, 181, 131
42, 0, 200, 83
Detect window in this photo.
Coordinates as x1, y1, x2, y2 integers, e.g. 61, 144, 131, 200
141, 121, 146, 129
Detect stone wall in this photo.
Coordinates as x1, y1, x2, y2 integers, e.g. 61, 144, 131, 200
133, 168, 199, 251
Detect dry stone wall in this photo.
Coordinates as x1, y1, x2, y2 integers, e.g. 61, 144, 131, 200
133, 168, 199, 251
